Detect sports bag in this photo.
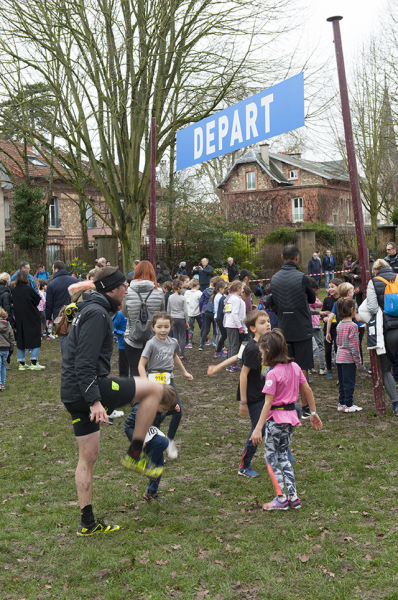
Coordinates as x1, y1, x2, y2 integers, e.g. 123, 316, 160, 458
375, 275, 398, 317
131, 288, 154, 343
53, 302, 78, 337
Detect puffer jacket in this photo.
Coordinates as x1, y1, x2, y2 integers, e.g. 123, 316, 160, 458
122, 279, 165, 348
0, 319, 15, 351
367, 267, 398, 331
0, 284, 13, 327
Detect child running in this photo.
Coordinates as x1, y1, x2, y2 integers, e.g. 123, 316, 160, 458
137, 312, 193, 458
251, 329, 322, 510
335, 297, 363, 413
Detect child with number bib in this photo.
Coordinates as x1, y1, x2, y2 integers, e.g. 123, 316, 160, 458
137, 312, 193, 459
251, 329, 322, 511
124, 393, 179, 502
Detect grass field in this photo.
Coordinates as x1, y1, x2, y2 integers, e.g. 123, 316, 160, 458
1, 326, 398, 600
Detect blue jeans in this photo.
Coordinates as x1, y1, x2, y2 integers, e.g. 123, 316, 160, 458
17, 347, 40, 362
337, 362, 356, 408
325, 272, 334, 290
146, 435, 170, 494
0, 349, 8, 385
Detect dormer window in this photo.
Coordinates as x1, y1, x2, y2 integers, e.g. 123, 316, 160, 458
289, 169, 298, 180
28, 156, 47, 167
246, 171, 255, 190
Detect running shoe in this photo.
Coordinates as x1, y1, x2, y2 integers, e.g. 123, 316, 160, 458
226, 364, 241, 373
359, 365, 366, 372
205, 340, 213, 346
120, 451, 164, 481
198, 345, 204, 351
301, 406, 311, 419
167, 439, 178, 459
327, 371, 333, 379
344, 405, 363, 413
77, 519, 120, 537
263, 496, 289, 511
18, 363, 30, 370
238, 466, 259, 478
185, 343, 193, 349
288, 496, 301, 509
225, 365, 235, 372
214, 351, 225, 357
337, 403, 346, 411
30, 363, 45, 370
143, 491, 160, 503
109, 410, 124, 418
319, 369, 327, 375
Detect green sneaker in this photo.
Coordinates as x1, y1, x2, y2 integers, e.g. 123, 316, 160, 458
30, 363, 45, 370
77, 519, 120, 537
120, 451, 164, 481
18, 363, 30, 370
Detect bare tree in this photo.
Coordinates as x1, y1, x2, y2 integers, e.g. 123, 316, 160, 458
0, 0, 297, 272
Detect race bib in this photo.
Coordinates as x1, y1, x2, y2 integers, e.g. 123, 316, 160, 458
261, 363, 270, 378
148, 372, 171, 385
225, 303, 232, 313
237, 342, 248, 360
144, 426, 166, 444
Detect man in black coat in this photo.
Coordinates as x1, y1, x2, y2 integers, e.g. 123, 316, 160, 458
227, 257, 239, 282
267, 244, 316, 419
192, 257, 213, 291
46, 261, 78, 354
61, 266, 176, 536
385, 242, 398, 273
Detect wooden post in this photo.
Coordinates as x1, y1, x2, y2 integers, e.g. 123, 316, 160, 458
150, 117, 156, 268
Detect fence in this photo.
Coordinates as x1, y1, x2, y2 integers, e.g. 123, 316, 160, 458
0, 241, 97, 273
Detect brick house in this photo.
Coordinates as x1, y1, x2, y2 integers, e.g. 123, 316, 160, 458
0, 141, 111, 262
216, 144, 355, 234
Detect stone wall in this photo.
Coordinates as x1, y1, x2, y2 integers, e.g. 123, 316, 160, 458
226, 164, 273, 193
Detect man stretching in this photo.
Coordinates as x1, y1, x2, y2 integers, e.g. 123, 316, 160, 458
61, 266, 176, 536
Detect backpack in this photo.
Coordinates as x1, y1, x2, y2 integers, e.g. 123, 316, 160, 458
376, 275, 398, 317
131, 288, 154, 342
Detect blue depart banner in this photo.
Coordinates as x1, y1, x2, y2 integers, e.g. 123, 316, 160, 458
176, 73, 304, 171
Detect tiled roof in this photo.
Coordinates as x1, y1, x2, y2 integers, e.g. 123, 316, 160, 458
0, 140, 91, 181
217, 149, 293, 189
269, 152, 350, 182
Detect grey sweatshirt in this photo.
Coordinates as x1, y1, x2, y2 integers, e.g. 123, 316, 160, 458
168, 293, 188, 321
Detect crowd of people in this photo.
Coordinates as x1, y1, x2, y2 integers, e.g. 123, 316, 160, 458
3, 243, 398, 535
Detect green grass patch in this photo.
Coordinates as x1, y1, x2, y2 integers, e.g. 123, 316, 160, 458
1, 333, 397, 599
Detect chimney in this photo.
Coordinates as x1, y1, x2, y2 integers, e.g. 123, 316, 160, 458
259, 142, 269, 165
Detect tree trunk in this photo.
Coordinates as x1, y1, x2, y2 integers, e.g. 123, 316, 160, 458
78, 194, 89, 261
371, 213, 378, 255
119, 202, 143, 274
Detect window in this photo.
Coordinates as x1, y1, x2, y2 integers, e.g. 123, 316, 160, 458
28, 156, 47, 167
4, 199, 10, 228
246, 171, 255, 190
292, 197, 303, 222
86, 203, 97, 229
289, 169, 298, 180
49, 197, 60, 228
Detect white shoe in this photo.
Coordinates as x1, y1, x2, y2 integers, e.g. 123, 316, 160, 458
337, 403, 346, 411
344, 405, 363, 413
109, 410, 124, 418
319, 369, 327, 375
167, 439, 178, 459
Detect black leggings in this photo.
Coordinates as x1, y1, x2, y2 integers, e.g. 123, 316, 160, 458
215, 319, 227, 353
125, 344, 143, 377
201, 313, 214, 347
324, 328, 337, 371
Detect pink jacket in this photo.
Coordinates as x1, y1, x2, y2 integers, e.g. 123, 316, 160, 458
309, 298, 322, 327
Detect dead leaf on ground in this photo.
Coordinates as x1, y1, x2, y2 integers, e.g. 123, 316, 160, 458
170, 571, 177, 579
94, 568, 111, 579
318, 564, 335, 578
156, 559, 168, 566
297, 553, 310, 563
